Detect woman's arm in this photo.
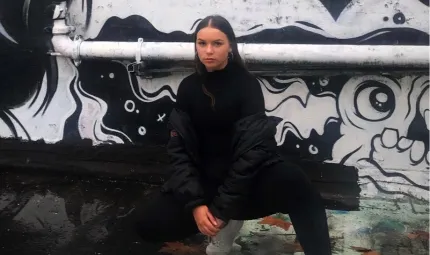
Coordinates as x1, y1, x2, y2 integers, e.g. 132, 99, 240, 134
163, 78, 206, 211
239, 75, 265, 116
165, 130, 206, 210
209, 76, 274, 221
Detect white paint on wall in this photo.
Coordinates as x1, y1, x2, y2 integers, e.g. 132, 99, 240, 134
332, 76, 429, 169
260, 77, 338, 145
0, 57, 131, 145
0, 22, 17, 44
67, 0, 428, 41
119, 58, 429, 200
0, 0, 428, 203
6, 58, 77, 143
75, 78, 132, 145
259, 74, 429, 200
124, 63, 187, 103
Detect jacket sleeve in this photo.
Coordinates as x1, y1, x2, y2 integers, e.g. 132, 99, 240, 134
209, 77, 274, 221
239, 74, 265, 117
164, 129, 206, 211
162, 78, 206, 211
208, 122, 275, 221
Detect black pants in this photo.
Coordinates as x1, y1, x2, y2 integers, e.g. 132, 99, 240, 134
136, 161, 332, 255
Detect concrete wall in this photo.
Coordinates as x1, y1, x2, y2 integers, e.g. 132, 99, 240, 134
0, 0, 428, 253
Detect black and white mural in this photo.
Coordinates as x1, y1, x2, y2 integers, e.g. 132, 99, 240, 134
0, 0, 428, 201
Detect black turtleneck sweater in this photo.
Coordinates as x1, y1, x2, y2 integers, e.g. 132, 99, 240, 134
175, 62, 265, 184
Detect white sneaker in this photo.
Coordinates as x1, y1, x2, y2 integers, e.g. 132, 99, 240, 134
206, 220, 244, 255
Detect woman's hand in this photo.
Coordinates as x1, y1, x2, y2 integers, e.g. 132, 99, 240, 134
192, 205, 220, 236
215, 217, 225, 228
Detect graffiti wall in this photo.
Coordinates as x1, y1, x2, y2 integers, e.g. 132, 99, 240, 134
0, 0, 428, 202
0, 0, 428, 253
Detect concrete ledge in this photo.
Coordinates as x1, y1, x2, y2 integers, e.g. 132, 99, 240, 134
0, 138, 360, 211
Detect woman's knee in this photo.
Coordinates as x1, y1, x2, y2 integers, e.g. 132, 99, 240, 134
134, 191, 199, 242
135, 221, 152, 240
135, 213, 162, 242
263, 161, 324, 202
264, 161, 312, 187
133, 192, 175, 242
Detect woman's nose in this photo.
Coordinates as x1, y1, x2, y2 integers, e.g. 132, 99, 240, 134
206, 45, 214, 54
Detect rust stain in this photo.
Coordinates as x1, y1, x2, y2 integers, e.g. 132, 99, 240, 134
258, 216, 292, 231
158, 241, 204, 255
284, 239, 303, 253
350, 246, 380, 255
351, 246, 372, 252
407, 230, 430, 240
363, 252, 380, 255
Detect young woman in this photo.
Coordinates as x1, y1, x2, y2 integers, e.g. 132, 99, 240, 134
136, 15, 332, 255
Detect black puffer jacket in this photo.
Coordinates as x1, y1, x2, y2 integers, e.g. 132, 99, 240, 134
161, 108, 282, 221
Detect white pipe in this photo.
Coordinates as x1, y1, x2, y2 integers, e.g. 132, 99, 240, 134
240, 44, 429, 66
51, 4, 429, 68
57, 40, 429, 68
79, 41, 195, 61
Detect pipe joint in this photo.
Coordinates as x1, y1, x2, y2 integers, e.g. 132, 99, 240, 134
126, 38, 149, 76
72, 35, 83, 65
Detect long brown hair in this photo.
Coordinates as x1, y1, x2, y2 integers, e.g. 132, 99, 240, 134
192, 15, 246, 75
193, 15, 247, 110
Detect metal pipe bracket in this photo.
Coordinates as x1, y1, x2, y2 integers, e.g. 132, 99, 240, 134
127, 38, 148, 77
72, 35, 83, 66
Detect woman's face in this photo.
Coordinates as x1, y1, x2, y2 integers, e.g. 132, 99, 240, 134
196, 26, 231, 72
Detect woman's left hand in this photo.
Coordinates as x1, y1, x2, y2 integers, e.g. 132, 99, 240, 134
215, 217, 226, 228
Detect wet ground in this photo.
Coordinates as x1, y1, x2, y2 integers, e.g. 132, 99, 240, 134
1, 170, 428, 255
0, 170, 178, 255
0, 170, 306, 255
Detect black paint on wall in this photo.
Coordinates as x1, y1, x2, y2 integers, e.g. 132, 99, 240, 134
319, 0, 353, 21
0, 0, 58, 136
0, 0, 428, 207
84, 0, 93, 29
418, 0, 429, 6
71, 60, 175, 145
92, 15, 429, 46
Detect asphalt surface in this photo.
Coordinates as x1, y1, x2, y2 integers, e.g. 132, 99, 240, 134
0, 170, 206, 255
2, 170, 428, 255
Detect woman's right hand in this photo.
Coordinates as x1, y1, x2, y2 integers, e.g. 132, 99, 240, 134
192, 205, 220, 237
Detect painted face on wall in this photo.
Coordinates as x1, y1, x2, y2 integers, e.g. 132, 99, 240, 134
334, 76, 429, 166
259, 74, 429, 200
332, 75, 429, 199
195, 26, 231, 72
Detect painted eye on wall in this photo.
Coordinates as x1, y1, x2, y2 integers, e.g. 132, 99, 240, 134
353, 81, 395, 122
